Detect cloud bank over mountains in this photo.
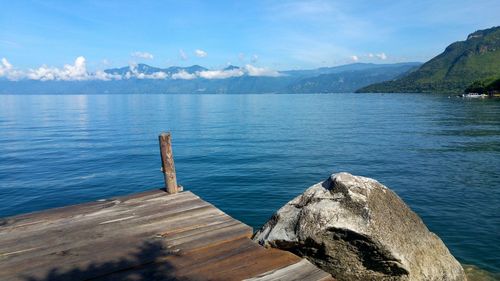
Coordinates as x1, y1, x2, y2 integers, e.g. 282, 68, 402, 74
0, 56, 282, 81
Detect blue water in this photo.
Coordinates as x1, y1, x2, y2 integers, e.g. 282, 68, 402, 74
0, 93, 499, 272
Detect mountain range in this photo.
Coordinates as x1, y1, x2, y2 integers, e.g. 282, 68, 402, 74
104, 64, 208, 76
0, 62, 420, 94
2, 26, 498, 95
358, 26, 500, 93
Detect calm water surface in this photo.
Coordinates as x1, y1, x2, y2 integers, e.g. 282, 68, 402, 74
0, 93, 499, 272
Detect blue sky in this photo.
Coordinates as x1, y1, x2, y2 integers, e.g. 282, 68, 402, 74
0, 0, 498, 72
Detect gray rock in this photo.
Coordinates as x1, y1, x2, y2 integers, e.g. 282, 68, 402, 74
253, 172, 467, 281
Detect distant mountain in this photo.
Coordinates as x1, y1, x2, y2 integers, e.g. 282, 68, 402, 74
105, 64, 164, 75
104, 64, 207, 76
181, 65, 207, 73
289, 63, 421, 93
358, 26, 500, 93
0, 62, 421, 94
282, 62, 418, 78
223, 65, 241, 71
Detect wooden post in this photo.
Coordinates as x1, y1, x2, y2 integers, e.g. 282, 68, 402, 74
159, 132, 178, 194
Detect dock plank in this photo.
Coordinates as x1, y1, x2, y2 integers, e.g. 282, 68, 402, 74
0, 189, 333, 281
243, 259, 335, 281
0, 192, 209, 250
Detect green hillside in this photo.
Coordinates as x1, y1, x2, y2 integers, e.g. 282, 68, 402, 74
357, 26, 500, 93
465, 76, 500, 94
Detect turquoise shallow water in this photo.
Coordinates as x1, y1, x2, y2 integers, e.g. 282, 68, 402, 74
0, 93, 499, 273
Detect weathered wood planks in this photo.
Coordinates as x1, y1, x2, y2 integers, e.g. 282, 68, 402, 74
0, 190, 333, 281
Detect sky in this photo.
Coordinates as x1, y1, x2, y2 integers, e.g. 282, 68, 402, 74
0, 0, 499, 78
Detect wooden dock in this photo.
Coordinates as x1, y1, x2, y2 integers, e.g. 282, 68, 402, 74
0, 190, 334, 281
0, 133, 334, 280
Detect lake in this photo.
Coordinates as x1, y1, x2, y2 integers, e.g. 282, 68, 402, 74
0, 93, 499, 273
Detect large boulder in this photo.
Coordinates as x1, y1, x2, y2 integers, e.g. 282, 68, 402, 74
253, 172, 466, 281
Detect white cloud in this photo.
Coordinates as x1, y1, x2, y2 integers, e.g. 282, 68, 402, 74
171, 70, 196, 80
131, 51, 154, 60
150, 72, 168, 79
171, 65, 281, 79
179, 49, 188, 61
172, 65, 280, 79
0, 56, 124, 81
122, 62, 167, 79
66, 56, 88, 79
251, 54, 259, 63
194, 49, 207, 58
198, 69, 244, 79
351, 55, 359, 61
137, 71, 168, 79
1, 57, 284, 81
0, 58, 12, 76
94, 70, 122, 81
244, 64, 281, 77
26, 56, 89, 81
1, 58, 12, 70
26, 66, 54, 81
362, 52, 386, 60
123, 62, 138, 79
1, 56, 165, 81
0, 57, 24, 80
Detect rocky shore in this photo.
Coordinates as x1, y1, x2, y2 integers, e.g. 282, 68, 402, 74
253, 172, 467, 281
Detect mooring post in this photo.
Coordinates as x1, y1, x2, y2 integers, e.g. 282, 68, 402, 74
159, 132, 178, 194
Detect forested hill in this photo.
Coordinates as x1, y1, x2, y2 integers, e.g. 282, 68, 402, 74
357, 26, 500, 93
